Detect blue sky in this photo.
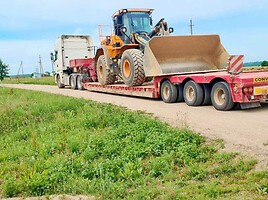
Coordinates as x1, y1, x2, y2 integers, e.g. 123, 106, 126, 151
0, 0, 267, 75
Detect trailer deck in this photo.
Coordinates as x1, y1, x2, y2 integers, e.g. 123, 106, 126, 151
84, 82, 158, 98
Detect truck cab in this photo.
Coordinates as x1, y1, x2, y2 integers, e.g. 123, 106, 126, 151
53, 35, 94, 87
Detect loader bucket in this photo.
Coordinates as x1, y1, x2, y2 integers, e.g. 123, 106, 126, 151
143, 35, 230, 76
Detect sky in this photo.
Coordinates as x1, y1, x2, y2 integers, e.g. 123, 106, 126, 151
0, 0, 267, 75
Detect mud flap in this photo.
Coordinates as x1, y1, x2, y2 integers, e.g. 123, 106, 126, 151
240, 102, 261, 109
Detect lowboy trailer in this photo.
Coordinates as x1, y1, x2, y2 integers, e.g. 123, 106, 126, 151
69, 55, 268, 111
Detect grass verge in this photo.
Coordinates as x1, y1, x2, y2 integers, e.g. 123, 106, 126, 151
0, 87, 267, 199
1, 77, 55, 85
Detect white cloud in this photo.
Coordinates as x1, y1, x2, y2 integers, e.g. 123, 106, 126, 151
0, 40, 54, 74
0, 0, 267, 75
1, 0, 266, 24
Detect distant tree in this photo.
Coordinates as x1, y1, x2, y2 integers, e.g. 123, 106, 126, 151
0, 59, 9, 81
261, 61, 268, 66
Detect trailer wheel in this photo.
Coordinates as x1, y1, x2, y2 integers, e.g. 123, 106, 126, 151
97, 55, 116, 85
183, 80, 204, 106
176, 84, 184, 102
120, 49, 146, 86
202, 84, 212, 105
211, 82, 234, 111
77, 75, 84, 90
70, 75, 77, 90
161, 80, 178, 103
57, 75, 65, 88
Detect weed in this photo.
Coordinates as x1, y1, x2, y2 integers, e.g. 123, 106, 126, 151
0, 88, 267, 199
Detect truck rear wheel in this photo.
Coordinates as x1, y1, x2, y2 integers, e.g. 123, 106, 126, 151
77, 75, 84, 90
183, 80, 204, 106
161, 80, 178, 103
211, 82, 234, 111
57, 75, 65, 88
121, 49, 145, 86
97, 55, 116, 85
202, 84, 212, 105
70, 75, 77, 90
176, 84, 184, 102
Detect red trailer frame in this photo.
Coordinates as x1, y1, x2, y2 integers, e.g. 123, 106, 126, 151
74, 56, 268, 110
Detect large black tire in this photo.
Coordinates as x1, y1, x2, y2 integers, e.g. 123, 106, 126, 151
183, 80, 204, 106
161, 80, 178, 103
77, 75, 84, 90
176, 84, 184, 102
96, 55, 116, 85
70, 75, 77, 90
211, 82, 234, 111
202, 84, 212, 105
57, 75, 65, 88
120, 49, 145, 86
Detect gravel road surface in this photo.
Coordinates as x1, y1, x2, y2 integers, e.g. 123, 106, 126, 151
1, 84, 268, 169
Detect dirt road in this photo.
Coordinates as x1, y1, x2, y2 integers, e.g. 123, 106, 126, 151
1, 84, 268, 168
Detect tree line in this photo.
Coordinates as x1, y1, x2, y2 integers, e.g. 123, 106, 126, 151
0, 59, 9, 81
261, 61, 268, 66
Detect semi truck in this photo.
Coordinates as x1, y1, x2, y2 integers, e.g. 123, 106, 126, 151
53, 35, 96, 90
53, 9, 268, 111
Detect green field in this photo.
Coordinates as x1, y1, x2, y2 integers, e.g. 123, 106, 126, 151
0, 87, 267, 199
1, 77, 55, 85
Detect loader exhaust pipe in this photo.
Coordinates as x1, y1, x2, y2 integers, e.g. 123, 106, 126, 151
143, 35, 230, 76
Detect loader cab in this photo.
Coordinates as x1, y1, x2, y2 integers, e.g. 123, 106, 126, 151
113, 9, 153, 43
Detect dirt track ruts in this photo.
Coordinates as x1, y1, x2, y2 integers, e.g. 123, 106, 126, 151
1, 84, 268, 169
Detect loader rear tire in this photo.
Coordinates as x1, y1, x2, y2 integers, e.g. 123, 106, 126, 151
211, 82, 234, 111
97, 55, 116, 85
161, 80, 178, 103
121, 49, 146, 86
183, 80, 204, 106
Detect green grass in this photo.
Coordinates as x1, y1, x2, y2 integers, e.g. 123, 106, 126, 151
0, 87, 267, 199
1, 76, 55, 85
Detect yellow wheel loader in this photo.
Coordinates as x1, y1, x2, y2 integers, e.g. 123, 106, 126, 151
95, 8, 230, 87
95, 8, 173, 86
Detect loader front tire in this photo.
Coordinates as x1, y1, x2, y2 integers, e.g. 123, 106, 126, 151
96, 55, 116, 85
121, 49, 146, 86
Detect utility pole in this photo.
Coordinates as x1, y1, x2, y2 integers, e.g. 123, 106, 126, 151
17, 61, 24, 77
38, 55, 44, 76
189, 19, 194, 35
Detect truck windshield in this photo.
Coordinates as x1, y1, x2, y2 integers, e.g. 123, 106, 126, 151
123, 12, 151, 34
